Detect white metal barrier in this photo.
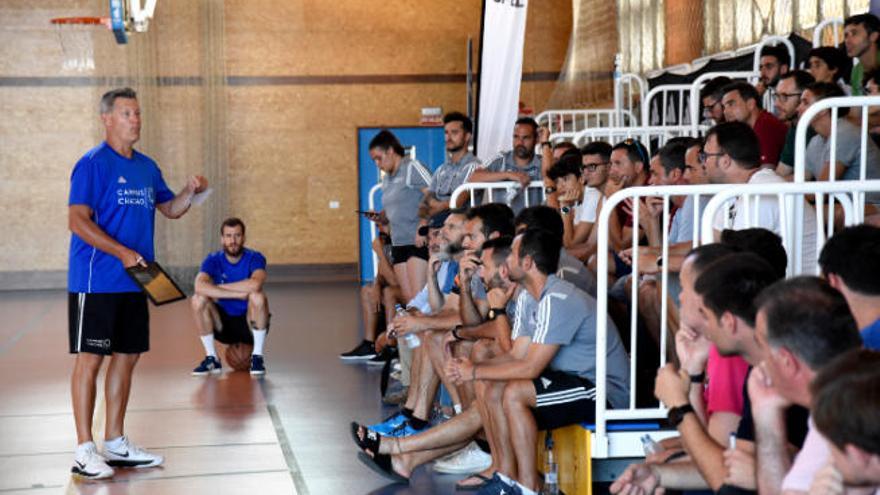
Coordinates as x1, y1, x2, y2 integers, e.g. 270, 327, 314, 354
642, 84, 693, 127
615, 72, 649, 126
368, 183, 382, 278
450, 180, 547, 208
592, 179, 880, 458
570, 125, 699, 154
536, 109, 638, 136
813, 18, 844, 48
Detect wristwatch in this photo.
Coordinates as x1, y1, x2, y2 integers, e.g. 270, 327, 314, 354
689, 372, 706, 384
544, 186, 557, 194
667, 404, 695, 428
488, 307, 507, 321
452, 326, 465, 341
560, 205, 572, 215
541, 142, 552, 148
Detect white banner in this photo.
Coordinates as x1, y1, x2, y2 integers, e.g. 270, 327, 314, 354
476, 0, 529, 162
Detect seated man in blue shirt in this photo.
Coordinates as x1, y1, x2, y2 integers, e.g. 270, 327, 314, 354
191, 217, 269, 375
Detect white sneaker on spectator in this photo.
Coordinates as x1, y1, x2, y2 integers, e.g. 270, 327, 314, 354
432, 441, 492, 474
103, 436, 164, 468
71, 441, 114, 480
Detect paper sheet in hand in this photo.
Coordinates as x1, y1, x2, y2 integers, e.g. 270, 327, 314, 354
126, 262, 187, 306
192, 187, 213, 206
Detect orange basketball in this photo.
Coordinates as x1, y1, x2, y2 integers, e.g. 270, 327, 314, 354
225, 343, 253, 372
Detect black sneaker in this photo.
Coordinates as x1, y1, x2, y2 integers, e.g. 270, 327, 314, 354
367, 346, 397, 367
339, 340, 377, 360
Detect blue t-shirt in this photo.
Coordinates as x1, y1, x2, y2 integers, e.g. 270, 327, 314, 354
68, 142, 174, 293
200, 248, 267, 316
862, 318, 880, 351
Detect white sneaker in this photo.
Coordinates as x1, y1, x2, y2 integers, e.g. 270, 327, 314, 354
433, 441, 492, 474
71, 442, 114, 480
103, 436, 164, 468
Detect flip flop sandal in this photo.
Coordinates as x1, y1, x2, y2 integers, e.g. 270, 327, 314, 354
349, 422, 381, 453
455, 473, 492, 491
357, 451, 409, 484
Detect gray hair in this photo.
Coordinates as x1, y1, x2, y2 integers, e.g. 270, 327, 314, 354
100, 87, 137, 114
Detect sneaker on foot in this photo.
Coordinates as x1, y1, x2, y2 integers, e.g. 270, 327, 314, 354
433, 441, 492, 474
381, 386, 409, 406
386, 420, 429, 438
366, 346, 397, 367
71, 442, 114, 480
191, 355, 222, 376
368, 411, 409, 435
103, 436, 164, 468
250, 354, 266, 375
340, 340, 377, 360
476, 473, 523, 495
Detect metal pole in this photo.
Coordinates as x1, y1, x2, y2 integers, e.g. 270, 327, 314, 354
467, 36, 474, 120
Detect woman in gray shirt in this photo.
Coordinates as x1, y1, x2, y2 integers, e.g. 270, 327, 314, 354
367, 130, 433, 302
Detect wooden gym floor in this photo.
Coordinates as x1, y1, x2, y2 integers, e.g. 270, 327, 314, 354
0, 282, 461, 494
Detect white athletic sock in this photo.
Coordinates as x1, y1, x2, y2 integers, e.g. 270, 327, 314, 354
453, 403, 463, 415
514, 481, 538, 495
252, 329, 267, 356
104, 436, 125, 450
200, 334, 216, 357
76, 441, 96, 455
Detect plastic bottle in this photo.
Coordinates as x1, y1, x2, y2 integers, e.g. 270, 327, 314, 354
641, 434, 664, 456
543, 431, 559, 495
394, 304, 420, 348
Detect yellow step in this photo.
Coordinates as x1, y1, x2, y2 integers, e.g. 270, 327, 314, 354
537, 424, 592, 495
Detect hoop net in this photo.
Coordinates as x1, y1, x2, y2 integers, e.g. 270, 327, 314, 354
50, 17, 110, 72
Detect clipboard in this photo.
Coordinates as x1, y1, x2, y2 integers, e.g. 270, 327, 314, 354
126, 262, 187, 306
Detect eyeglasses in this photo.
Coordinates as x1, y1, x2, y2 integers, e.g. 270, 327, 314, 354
698, 151, 725, 163
774, 92, 802, 101
621, 138, 649, 164
582, 161, 609, 172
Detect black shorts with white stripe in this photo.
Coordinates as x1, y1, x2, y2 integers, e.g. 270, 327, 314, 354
531, 369, 598, 430
68, 292, 149, 355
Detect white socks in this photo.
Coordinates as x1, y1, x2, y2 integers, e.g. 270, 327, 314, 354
200, 334, 216, 357
252, 329, 267, 356
453, 403, 463, 415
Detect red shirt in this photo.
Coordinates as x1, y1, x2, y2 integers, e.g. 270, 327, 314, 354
753, 110, 788, 166
703, 345, 751, 417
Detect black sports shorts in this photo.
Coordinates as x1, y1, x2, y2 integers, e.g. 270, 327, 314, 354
391, 244, 429, 264
531, 369, 598, 430
68, 292, 149, 355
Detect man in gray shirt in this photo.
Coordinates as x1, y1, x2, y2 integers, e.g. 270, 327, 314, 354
419, 112, 481, 218
447, 229, 630, 494
468, 117, 544, 212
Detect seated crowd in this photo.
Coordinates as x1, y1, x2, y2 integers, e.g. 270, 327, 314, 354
339, 12, 880, 495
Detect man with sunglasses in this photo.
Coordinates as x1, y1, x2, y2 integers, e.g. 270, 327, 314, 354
700, 76, 733, 126
773, 71, 816, 180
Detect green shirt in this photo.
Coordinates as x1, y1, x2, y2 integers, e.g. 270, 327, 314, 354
850, 50, 880, 96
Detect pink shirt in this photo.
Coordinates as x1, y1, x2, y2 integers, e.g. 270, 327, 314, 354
704, 345, 750, 417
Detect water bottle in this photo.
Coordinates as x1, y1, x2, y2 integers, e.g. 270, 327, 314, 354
394, 304, 420, 348
641, 434, 664, 456
543, 431, 559, 495
504, 184, 520, 204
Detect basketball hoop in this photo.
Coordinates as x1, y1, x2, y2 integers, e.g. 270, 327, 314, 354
50, 17, 110, 72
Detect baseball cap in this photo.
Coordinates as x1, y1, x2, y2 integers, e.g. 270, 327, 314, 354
418, 209, 451, 236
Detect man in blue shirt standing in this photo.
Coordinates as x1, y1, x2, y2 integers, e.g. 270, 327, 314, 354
68, 88, 208, 479
191, 217, 269, 376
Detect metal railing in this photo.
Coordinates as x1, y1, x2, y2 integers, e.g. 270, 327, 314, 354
592, 179, 880, 458
570, 125, 700, 154
688, 71, 760, 134
536, 109, 638, 136
450, 180, 547, 208
813, 18, 844, 48
368, 183, 382, 278
642, 84, 693, 127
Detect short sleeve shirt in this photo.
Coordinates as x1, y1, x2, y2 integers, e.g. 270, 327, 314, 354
407, 261, 457, 314
68, 142, 174, 293
704, 346, 750, 417
575, 187, 602, 224
557, 248, 597, 297
531, 275, 631, 409
511, 288, 538, 340
669, 195, 704, 245
713, 169, 818, 272
200, 248, 267, 316
381, 157, 432, 246
753, 110, 789, 166
862, 318, 880, 350
429, 152, 481, 201
805, 119, 880, 185
478, 151, 543, 212
779, 125, 816, 168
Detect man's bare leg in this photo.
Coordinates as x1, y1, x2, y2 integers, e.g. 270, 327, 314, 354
191, 294, 215, 336
386, 441, 470, 478
503, 379, 540, 491
104, 352, 140, 440
411, 339, 439, 421
425, 330, 462, 410
377, 406, 483, 454
72, 353, 104, 444
402, 343, 424, 412
392, 263, 413, 302
360, 283, 381, 342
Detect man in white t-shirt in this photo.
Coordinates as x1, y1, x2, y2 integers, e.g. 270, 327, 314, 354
703, 122, 818, 273
546, 150, 599, 250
